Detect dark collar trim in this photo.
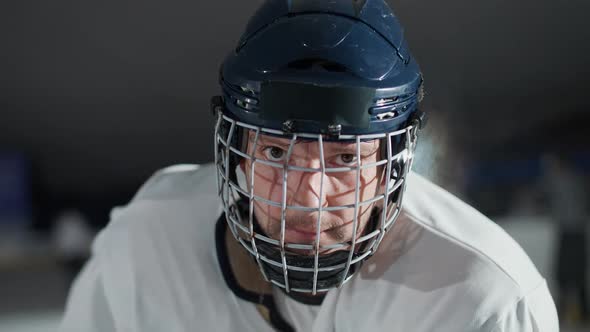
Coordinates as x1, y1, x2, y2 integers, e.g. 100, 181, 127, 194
215, 214, 295, 332
277, 286, 326, 306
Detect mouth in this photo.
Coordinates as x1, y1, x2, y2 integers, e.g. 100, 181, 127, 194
284, 220, 354, 244
284, 227, 323, 243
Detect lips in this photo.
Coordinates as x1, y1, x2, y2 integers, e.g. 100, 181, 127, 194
279, 218, 356, 245
284, 227, 322, 243
289, 227, 322, 235
286, 220, 352, 237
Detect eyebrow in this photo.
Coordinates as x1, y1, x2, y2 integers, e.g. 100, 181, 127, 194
254, 135, 378, 153
251, 135, 294, 147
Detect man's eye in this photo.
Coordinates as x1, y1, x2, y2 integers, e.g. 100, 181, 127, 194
336, 154, 357, 166
263, 146, 287, 161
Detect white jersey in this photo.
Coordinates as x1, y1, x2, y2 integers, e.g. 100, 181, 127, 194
59, 163, 558, 332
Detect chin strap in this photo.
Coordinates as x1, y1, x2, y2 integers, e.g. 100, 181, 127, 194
256, 241, 358, 291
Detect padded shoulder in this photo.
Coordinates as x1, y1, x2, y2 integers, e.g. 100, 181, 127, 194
403, 172, 543, 291
132, 163, 218, 202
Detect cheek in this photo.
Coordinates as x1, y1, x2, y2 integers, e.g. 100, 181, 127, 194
326, 169, 380, 223
359, 168, 380, 199
248, 165, 284, 228
359, 168, 380, 218
253, 200, 281, 235
326, 168, 379, 203
247, 164, 282, 199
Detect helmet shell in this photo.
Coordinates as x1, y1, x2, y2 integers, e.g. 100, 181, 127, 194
219, 0, 423, 136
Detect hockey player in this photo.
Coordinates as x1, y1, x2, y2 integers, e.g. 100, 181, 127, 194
60, 0, 558, 331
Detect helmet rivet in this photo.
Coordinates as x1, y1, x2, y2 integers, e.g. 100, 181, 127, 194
327, 124, 342, 137
282, 120, 295, 133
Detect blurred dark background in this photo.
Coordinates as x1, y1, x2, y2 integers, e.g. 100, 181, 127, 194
0, 0, 588, 330
1, 0, 589, 223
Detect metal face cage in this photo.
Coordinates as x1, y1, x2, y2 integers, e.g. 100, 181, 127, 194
214, 111, 419, 295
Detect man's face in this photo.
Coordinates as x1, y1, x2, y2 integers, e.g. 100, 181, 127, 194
241, 131, 382, 253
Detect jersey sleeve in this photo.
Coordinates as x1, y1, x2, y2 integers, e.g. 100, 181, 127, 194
58, 258, 117, 332
489, 280, 559, 332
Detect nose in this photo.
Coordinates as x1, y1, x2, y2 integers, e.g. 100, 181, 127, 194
287, 159, 328, 209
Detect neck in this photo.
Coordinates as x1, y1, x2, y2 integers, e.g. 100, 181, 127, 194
225, 226, 273, 296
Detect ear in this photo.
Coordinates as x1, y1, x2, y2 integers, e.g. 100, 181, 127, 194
380, 173, 387, 186
239, 158, 246, 173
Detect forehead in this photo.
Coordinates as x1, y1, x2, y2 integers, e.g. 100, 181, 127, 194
250, 131, 380, 149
